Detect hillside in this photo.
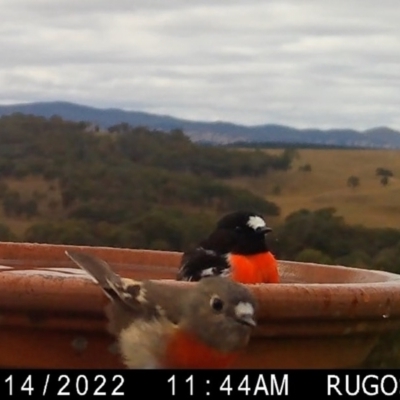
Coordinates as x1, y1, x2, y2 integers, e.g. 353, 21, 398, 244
1, 101, 400, 148
225, 148, 400, 229
0, 113, 288, 250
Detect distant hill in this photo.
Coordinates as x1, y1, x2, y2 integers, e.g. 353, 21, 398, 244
1, 101, 400, 148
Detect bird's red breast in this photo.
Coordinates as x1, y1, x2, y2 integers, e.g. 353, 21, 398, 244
228, 251, 279, 284
162, 328, 239, 369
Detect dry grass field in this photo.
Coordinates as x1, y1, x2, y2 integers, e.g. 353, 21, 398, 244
225, 148, 400, 229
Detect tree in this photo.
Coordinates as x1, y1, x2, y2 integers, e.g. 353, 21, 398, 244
299, 164, 312, 172
23, 199, 39, 218
347, 176, 360, 188
2, 191, 21, 217
376, 167, 393, 186
376, 167, 393, 185
381, 176, 389, 186
376, 167, 393, 178
0, 223, 17, 241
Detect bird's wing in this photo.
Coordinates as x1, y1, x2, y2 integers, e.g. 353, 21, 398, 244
177, 247, 231, 281
66, 250, 126, 299
66, 250, 190, 324
65, 250, 163, 315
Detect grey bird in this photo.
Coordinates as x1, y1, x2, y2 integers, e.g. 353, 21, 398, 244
66, 250, 258, 369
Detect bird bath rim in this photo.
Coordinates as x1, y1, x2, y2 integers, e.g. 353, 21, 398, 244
0, 241, 400, 322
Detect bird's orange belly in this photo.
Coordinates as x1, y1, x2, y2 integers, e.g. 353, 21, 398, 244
163, 330, 238, 369
229, 252, 279, 283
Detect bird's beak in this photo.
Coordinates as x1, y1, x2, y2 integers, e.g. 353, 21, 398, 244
257, 226, 272, 234
237, 314, 257, 327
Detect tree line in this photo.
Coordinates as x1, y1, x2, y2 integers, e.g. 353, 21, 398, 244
0, 113, 294, 250
272, 207, 400, 274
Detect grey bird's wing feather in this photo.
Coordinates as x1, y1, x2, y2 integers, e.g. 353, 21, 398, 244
65, 250, 188, 325
65, 250, 126, 300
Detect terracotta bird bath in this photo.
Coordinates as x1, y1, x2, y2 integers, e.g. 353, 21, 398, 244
0, 241, 400, 369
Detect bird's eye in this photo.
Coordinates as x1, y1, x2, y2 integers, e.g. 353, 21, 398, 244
210, 296, 224, 312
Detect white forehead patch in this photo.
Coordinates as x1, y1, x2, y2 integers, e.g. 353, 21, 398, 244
247, 215, 266, 230
235, 302, 254, 317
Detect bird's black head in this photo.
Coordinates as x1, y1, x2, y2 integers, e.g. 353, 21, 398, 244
215, 210, 272, 254
216, 210, 272, 235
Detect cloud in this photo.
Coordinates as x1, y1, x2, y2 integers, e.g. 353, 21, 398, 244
1, 0, 400, 130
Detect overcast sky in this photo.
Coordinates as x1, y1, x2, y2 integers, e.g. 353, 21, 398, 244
1, 0, 399, 130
